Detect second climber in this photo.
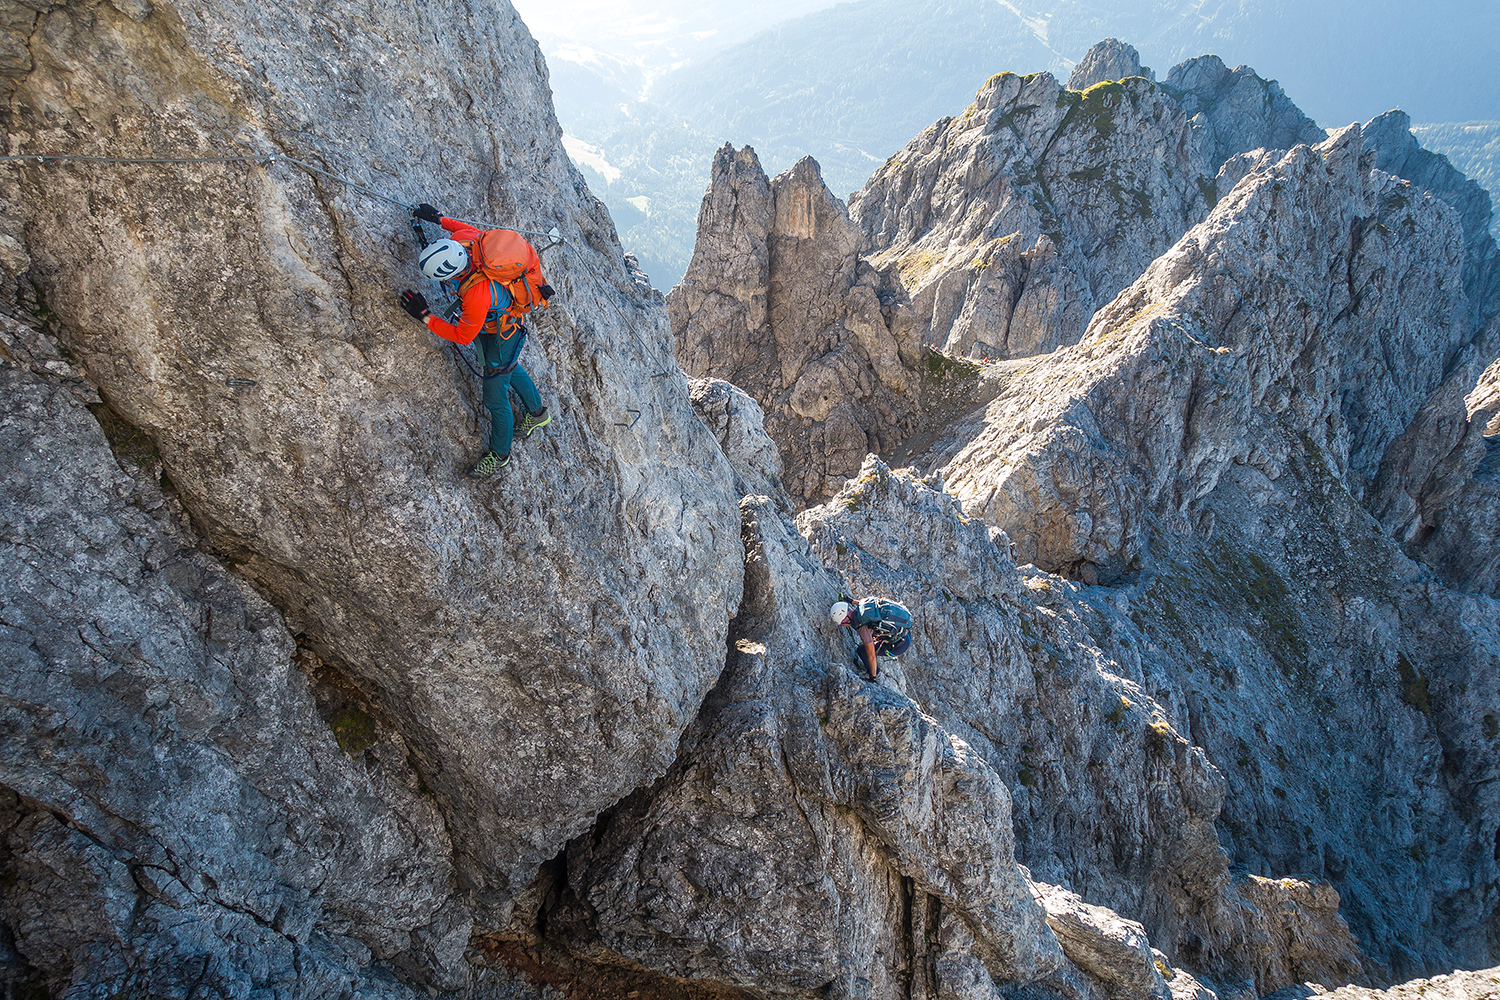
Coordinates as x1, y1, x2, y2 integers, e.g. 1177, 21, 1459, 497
831, 595, 913, 681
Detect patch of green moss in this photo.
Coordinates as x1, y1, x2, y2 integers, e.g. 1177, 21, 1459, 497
924, 349, 983, 380
1193, 538, 1310, 684
835, 541, 848, 556
1070, 80, 1128, 141
1409, 840, 1429, 863
1483, 714, 1498, 740
1197, 177, 1219, 210
330, 707, 378, 755
1061, 160, 1158, 221
1397, 654, 1432, 715
1104, 695, 1131, 726
1017, 765, 1036, 787
88, 403, 160, 469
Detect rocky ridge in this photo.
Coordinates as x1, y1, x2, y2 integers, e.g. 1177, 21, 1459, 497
1, 7, 1498, 1000
670, 43, 1333, 507
1068, 39, 1154, 92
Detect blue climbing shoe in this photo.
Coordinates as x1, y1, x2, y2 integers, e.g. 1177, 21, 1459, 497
467, 451, 509, 479
520, 407, 551, 438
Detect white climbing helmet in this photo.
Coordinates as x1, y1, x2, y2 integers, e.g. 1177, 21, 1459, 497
419, 238, 469, 281
830, 601, 852, 626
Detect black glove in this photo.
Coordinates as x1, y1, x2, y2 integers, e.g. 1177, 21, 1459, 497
399, 290, 430, 321
538, 283, 555, 301
413, 203, 442, 225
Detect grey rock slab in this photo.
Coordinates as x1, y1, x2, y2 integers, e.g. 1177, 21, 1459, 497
671, 146, 924, 506
1163, 55, 1326, 172
1301, 968, 1500, 1000
1362, 109, 1499, 324
669, 143, 776, 391
669, 55, 1362, 515
797, 458, 1479, 991
688, 376, 790, 506
0, 316, 461, 994
852, 71, 1215, 361
1037, 884, 1167, 1000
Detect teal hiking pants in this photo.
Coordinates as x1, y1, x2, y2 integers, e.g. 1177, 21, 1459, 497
479, 330, 541, 457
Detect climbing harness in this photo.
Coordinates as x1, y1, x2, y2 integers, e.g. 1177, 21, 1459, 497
451, 329, 527, 382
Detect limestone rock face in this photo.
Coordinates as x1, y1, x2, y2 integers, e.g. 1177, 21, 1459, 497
7, 10, 1500, 1000
688, 376, 790, 506
1, 0, 742, 981
1039, 883, 1169, 1000
1325, 111, 1500, 597
1470, 357, 1500, 436
659, 109, 1498, 993
668, 144, 775, 388
1, 314, 460, 995
881, 130, 1499, 984
672, 52, 1353, 510
1362, 109, 1499, 320
1068, 38, 1154, 90
798, 462, 1392, 993
847, 55, 1323, 372
931, 126, 1470, 581
851, 70, 1215, 362
533, 459, 1376, 999
1292, 968, 1500, 1000
671, 146, 924, 504
1163, 56, 1326, 171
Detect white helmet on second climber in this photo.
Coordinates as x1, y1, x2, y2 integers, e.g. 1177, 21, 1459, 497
419, 238, 469, 280
830, 601, 852, 626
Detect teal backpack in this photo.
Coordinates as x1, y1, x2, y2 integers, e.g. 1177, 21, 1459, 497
855, 598, 912, 640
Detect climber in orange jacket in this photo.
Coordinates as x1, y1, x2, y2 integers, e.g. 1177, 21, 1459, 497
398, 203, 555, 479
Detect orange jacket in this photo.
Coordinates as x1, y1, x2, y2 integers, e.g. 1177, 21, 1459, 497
422, 217, 545, 346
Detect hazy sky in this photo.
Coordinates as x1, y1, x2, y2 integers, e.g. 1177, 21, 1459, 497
511, 0, 1500, 124
510, 0, 841, 72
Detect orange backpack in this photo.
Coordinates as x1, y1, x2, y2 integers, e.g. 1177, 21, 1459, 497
457, 229, 549, 332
